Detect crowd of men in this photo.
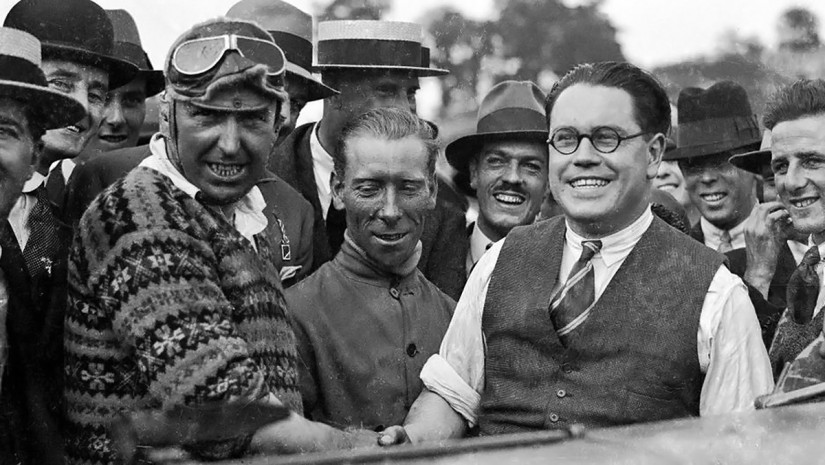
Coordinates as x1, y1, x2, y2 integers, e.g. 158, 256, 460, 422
0, 0, 823, 463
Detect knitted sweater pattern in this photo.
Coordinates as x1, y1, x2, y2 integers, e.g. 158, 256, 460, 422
64, 167, 302, 464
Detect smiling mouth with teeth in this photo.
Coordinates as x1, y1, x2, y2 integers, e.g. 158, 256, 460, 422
570, 178, 609, 188
375, 232, 407, 241
700, 193, 726, 202
791, 198, 818, 208
65, 125, 83, 133
493, 192, 525, 205
208, 163, 245, 177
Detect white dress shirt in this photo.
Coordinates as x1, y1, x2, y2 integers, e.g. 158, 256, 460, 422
309, 122, 334, 220
788, 239, 808, 265
7, 171, 46, 250
700, 213, 750, 251
421, 207, 774, 427
803, 237, 825, 320
140, 134, 268, 250
466, 222, 497, 275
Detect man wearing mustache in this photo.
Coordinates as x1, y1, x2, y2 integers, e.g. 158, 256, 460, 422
445, 81, 549, 273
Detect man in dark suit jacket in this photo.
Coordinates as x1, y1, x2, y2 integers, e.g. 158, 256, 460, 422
269, 20, 467, 299
0, 23, 92, 465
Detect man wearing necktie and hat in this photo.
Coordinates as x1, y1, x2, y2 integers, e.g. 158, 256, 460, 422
0, 26, 87, 465
445, 81, 549, 274
758, 79, 825, 379
668, 82, 796, 348
65, 18, 385, 463
269, 19, 468, 299
377, 62, 771, 445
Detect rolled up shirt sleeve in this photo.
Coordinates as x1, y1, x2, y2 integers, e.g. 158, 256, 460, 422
419, 240, 503, 427
698, 264, 775, 416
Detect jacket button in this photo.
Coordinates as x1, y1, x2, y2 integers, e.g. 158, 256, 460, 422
549, 413, 559, 423
390, 287, 400, 299
562, 364, 573, 373
406, 343, 418, 357
557, 389, 566, 398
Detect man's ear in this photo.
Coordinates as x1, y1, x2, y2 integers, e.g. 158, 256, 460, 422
468, 157, 479, 190
29, 139, 43, 178
331, 170, 346, 210
427, 173, 438, 209
646, 133, 666, 180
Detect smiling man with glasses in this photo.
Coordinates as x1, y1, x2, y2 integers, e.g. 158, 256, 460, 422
377, 61, 772, 446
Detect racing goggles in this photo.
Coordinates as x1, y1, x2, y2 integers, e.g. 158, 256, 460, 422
171, 34, 286, 76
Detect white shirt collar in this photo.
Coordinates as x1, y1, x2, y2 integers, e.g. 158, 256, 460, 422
699, 209, 753, 251
565, 206, 654, 268
469, 222, 497, 266
309, 122, 335, 218
140, 134, 268, 249
22, 171, 45, 194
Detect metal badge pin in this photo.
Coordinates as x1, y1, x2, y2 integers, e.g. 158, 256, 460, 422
277, 219, 291, 261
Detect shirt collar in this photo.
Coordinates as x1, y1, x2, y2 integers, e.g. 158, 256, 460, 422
22, 171, 45, 194
310, 122, 334, 168
140, 134, 268, 245
469, 222, 497, 265
565, 206, 654, 268
699, 207, 753, 250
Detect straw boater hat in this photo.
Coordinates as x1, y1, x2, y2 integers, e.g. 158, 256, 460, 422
446, 80, 547, 176
106, 9, 164, 96
729, 129, 772, 174
664, 81, 761, 161
226, 0, 337, 101
0, 27, 85, 129
4, 0, 138, 89
314, 20, 448, 76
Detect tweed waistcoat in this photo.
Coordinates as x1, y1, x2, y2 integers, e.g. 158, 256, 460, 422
769, 308, 825, 379
479, 215, 724, 435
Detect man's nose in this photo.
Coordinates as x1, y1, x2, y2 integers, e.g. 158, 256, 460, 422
103, 99, 125, 127
570, 139, 602, 166
502, 161, 522, 184
217, 117, 242, 155
377, 188, 402, 223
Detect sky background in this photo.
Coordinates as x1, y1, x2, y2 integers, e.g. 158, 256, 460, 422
1, 0, 824, 120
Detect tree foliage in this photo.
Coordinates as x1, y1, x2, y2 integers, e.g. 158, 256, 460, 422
318, 0, 390, 21
778, 7, 820, 52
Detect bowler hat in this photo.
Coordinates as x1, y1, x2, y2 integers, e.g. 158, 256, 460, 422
729, 129, 771, 175
106, 10, 164, 96
0, 27, 85, 129
314, 20, 448, 77
665, 81, 761, 161
226, 0, 338, 102
446, 80, 547, 175
4, 0, 139, 90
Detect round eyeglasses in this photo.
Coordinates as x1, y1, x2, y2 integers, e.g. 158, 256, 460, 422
548, 127, 648, 154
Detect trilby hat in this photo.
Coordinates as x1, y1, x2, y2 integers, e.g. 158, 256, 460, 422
106, 10, 164, 97
4, 0, 139, 90
729, 129, 771, 175
446, 80, 548, 175
314, 20, 448, 77
665, 80, 761, 161
0, 27, 86, 129
226, 0, 337, 102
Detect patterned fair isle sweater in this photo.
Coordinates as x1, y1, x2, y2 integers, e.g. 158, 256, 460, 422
64, 167, 302, 464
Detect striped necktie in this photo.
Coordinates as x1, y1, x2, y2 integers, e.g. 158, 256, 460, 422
717, 230, 733, 253
23, 186, 60, 279
550, 240, 602, 339
787, 245, 821, 324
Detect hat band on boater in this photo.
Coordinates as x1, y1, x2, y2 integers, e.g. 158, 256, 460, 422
269, 31, 312, 71
477, 107, 547, 134
317, 38, 421, 67
0, 55, 47, 86
677, 115, 760, 147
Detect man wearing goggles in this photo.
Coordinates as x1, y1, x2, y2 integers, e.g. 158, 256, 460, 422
65, 19, 379, 463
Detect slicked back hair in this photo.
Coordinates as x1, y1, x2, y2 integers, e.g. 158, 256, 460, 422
545, 61, 671, 137
335, 107, 439, 179
763, 79, 825, 130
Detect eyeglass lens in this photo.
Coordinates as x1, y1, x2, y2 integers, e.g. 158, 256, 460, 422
551, 127, 622, 154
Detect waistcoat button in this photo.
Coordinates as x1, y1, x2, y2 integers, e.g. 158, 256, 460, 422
406, 343, 418, 357
390, 287, 400, 299
549, 413, 559, 423
557, 389, 566, 398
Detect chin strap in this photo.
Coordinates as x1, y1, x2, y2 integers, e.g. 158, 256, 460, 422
159, 92, 186, 177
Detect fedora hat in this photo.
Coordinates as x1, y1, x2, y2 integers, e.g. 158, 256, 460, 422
106, 10, 164, 96
226, 0, 337, 102
4, 0, 139, 90
0, 27, 85, 129
446, 80, 547, 175
314, 20, 448, 77
665, 81, 761, 161
729, 129, 771, 175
